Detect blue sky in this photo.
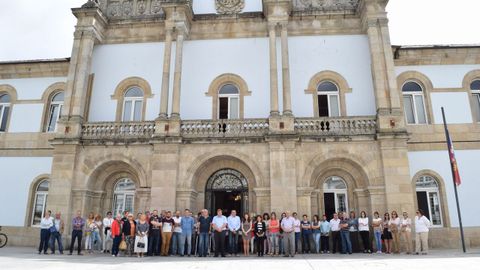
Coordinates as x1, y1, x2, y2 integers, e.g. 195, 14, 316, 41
0, 0, 479, 61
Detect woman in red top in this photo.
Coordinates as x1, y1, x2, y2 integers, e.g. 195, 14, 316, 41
269, 212, 280, 256
110, 214, 123, 257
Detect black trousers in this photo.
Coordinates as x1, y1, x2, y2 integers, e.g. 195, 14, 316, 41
69, 230, 83, 254
256, 236, 265, 256
350, 231, 360, 253
214, 231, 226, 256
360, 231, 371, 251
331, 231, 341, 253
321, 235, 329, 252
38, 229, 50, 253
112, 236, 122, 256
148, 229, 161, 256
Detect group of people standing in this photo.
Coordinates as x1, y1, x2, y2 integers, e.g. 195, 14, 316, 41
37, 207, 432, 257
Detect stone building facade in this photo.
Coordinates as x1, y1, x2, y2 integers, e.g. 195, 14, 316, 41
1, 0, 480, 249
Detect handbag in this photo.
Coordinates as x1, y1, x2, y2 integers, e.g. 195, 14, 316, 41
136, 237, 145, 249
119, 240, 127, 250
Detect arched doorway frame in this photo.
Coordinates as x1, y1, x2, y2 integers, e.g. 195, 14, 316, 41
205, 168, 249, 216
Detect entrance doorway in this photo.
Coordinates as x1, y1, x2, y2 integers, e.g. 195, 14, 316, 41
205, 169, 249, 217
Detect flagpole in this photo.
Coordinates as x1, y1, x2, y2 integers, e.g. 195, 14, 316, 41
441, 107, 466, 253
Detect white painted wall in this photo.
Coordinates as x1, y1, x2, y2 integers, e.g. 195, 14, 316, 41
0, 77, 66, 100
0, 157, 53, 226
408, 150, 480, 227
89, 42, 166, 122
289, 35, 377, 117
8, 104, 43, 132
395, 65, 480, 88
193, 0, 263, 14
181, 37, 270, 119
430, 92, 473, 124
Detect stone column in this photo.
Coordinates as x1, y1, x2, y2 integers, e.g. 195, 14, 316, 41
280, 22, 292, 116
268, 23, 279, 116
170, 28, 185, 119
158, 28, 173, 119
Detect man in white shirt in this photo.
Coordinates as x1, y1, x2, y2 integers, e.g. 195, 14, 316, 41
330, 212, 341, 253
212, 209, 228, 257
293, 212, 301, 253
172, 210, 182, 255
281, 211, 296, 257
102, 211, 113, 253
227, 210, 241, 256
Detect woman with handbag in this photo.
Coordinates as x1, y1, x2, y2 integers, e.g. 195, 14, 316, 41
134, 214, 149, 257
111, 214, 123, 257
122, 213, 137, 257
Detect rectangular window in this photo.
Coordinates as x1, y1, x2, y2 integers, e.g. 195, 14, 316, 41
229, 97, 239, 119
428, 192, 442, 226
0, 105, 9, 132
474, 93, 480, 121
329, 95, 340, 117
414, 95, 427, 124
123, 101, 132, 121
318, 95, 329, 117
219, 97, 229, 119
403, 95, 415, 124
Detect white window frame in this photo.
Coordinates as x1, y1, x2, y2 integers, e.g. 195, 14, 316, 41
0, 96, 11, 133
323, 177, 349, 214
472, 89, 480, 122
218, 86, 240, 120
112, 179, 135, 215
416, 176, 443, 227
402, 82, 428, 125
122, 96, 143, 122
317, 81, 340, 117
31, 180, 49, 227
46, 93, 63, 132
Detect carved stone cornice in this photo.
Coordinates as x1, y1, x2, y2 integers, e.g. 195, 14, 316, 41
293, 0, 359, 14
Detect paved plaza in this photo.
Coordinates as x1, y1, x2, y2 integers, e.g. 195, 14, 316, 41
1, 247, 480, 270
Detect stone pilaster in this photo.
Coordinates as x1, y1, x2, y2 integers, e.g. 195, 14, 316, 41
253, 187, 271, 215
297, 187, 314, 216
58, 6, 106, 139
150, 144, 180, 211
269, 141, 297, 213
170, 27, 186, 119
268, 23, 279, 116
176, 189, 198, 212
158, 28, 173, 119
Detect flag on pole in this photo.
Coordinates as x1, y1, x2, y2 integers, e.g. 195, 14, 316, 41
443, 111, 462, 186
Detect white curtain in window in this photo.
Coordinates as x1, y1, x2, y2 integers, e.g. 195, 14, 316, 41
329, 95, 340, 117
229, 97, 239, 119
403, 96, 415, 124
414, 95, 427, 124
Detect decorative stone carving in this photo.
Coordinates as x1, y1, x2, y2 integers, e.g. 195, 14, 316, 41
215, 0, 245, 15
122, 0, 133, 15
81, 0, 100, 8
151, 0, 162, 14
137, 0, 146, 14
293, 0, 359, 12
95, 0, 167, 18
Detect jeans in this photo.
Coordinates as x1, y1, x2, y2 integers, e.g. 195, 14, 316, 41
91, 230, 102, 250
313, 232, 320, 253
171, 232, 181, 255
270, 232, 279, 254
340, 230, 352, 253
38, 229, 50, 253
198, 232, 209, 257
321, 235, 329, 252
294, 232, 301, 253
49, 231, 63, 253
283, 232, 295, 256
213, 230, 226, 256
279, 233, 284, 254
148, 229, 161, 256
301, 232, 312, 253
331, 231, 341, 253
69, 230, 83, 254
111, 235, 122, 256
179, 233, 192, 255
374, 230, 382, 252
228, 231, 239, 254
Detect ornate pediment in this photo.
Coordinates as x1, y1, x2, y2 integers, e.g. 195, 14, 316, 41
91, 0, 182, 18
215, 0, 245, 15
293, 0, 360, 13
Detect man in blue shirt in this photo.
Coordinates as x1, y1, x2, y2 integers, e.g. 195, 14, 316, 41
180, 209, 195, 256
197, 209, 211, 257
227, 210, 241, 256
212, 209, 227, 257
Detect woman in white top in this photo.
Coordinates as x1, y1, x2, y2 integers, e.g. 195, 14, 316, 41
372, 211, 383, 253
358, 211, 371, 253
389, 211, 401, 254
415, 209, 431, 255
38, 211, 53, 254
400, 212, 412, 254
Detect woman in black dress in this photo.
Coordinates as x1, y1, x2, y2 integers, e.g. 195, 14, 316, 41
254, 215, 266, 257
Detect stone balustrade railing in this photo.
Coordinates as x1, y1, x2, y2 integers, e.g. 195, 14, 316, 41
82, 121, 156, 140
180, 118, 270, 138
294, 116, 377, 136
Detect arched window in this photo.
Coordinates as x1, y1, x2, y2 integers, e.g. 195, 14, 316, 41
0, 93, 11, 132
402, 81, 427, 124
323, 176, 348, 219
31, 180, 49, 226
317, 81, 340, 117
471, 79, 480, 122
46, 92, 64, 132
218, 84, 239, 119
416, 175, 443, 226
122, 87, 144, 122
113, 178, 135, 215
